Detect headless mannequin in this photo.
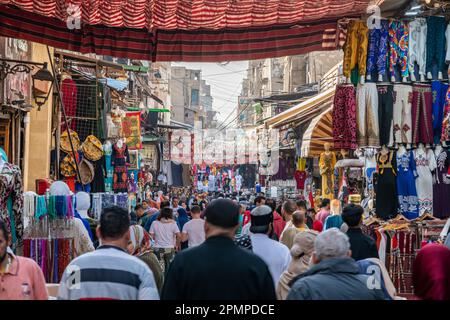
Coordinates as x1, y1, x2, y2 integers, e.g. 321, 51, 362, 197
397, 145, 406, 157
49, 181, 94, 255
76, 192, 90, 219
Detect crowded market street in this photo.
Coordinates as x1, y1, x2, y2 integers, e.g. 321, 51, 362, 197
0, 0, 449, 310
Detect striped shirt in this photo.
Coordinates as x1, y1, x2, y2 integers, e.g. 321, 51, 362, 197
57, 245, 159, 300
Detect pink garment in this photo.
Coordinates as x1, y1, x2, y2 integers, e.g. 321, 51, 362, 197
0, 252, 48, 300
316, 209, 330, 224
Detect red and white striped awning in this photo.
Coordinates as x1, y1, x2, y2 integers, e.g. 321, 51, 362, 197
0, 0, 371, 62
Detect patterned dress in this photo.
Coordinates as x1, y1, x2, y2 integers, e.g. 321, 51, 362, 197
396, 151, 419, 219
111, 143, 130, 193
389, 20, 409, 81
319, 151, 336, 200
433, 149, 450, 218
0, 162, 23, 249
414, 148, 437, 215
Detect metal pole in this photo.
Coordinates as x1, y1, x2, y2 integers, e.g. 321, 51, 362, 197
46, 46, 84, 191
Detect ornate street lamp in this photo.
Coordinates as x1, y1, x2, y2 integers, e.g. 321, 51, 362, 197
31, 62, 54, 110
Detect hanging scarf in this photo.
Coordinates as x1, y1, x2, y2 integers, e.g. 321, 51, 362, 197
66, 196, 74, 219
35, 196, 48, 220
48, 196, 57, 220
55, 196, 67, 219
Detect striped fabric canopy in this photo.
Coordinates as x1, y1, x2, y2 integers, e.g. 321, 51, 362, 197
301, 106, 333, 158
0, 0, 371, 61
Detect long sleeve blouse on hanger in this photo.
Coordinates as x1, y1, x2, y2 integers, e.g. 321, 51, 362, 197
0, 162, 24, 249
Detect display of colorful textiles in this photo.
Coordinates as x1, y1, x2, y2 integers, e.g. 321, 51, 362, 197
23, 238, 75, 283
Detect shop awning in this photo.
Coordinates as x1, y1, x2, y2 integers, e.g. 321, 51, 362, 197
301, 106, 333, 157
265, 87, 335, 128
0, 1, 371, 62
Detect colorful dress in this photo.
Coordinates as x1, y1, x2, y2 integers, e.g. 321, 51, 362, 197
332, 85, 357, 149
111, 143, 130, 193
0, 162, 23, 249
441, 86, 450, 143
389, 20, 409, 81
396, 151, 419, 219
414, 148, 437, 215
103, 143, 113, 192
433, 149, 450, 218
319, 151, 336, 200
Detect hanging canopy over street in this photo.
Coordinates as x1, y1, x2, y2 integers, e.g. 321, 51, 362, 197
0, 0, 373, 62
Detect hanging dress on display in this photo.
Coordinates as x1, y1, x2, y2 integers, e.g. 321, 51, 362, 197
104, 143, 113, 192
396, 151, 419, 219
0, 162, 23, 249
111, 143, 130, 193
375, 150, 398, 220
433, 148, 450, 218
414, 148, 437, 215
319, 151, 336, 200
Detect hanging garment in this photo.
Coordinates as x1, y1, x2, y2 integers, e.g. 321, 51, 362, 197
343, 20, 369, 79
375, 151, 398, 220
414, 148, 437, 215
396, 151, 419, 219
294, 170, 307, 190
171, 162, 183, 187
61, 78, 78, 131
296, 158, 307, 171
392, 84, 413, 145
103, 143, 113, 192
433, 149, 450, 218
366, 19, 389, 80
332, 85, 357, 149
377, 85, 394, 147
441, 86, 450, 143
90, 157, 106, 193
408, 18, 427, 81
182, 164, 191, 187
426, 16, 447, 79
111, 143, 130, 193
432, 81, 448, 145
365, 148, 377, 197
0, 162, 23, 248
411, 84, 433, 145
389, 20, 409, 82
319, 152, 336, 200
357, 82, 379, 147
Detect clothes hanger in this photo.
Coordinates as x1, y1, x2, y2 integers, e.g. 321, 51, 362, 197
392, 213, 410, 222
415, 212, 436, 222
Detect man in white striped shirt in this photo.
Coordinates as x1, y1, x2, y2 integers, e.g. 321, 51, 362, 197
58, 206, 159, 300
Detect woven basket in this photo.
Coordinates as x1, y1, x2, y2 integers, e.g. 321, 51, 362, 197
78, 158, 95, 185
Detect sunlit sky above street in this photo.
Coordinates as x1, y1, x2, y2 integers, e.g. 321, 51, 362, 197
172, 61, 248, 125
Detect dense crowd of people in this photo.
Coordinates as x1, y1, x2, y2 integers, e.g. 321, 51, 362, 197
1, 188, 450, 300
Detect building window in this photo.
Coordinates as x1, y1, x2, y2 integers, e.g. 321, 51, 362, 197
191, 89, 199, 106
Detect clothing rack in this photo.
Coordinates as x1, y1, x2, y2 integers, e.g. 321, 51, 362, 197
23, 192, 76, 283
91, 192, 130, 220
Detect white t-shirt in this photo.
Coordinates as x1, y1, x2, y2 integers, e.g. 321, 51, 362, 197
250, 234, 291, 287
182, 219, 206, 247
149, 220, 180, 248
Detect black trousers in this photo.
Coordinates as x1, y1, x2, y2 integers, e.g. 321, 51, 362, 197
377, 85, 394, 146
